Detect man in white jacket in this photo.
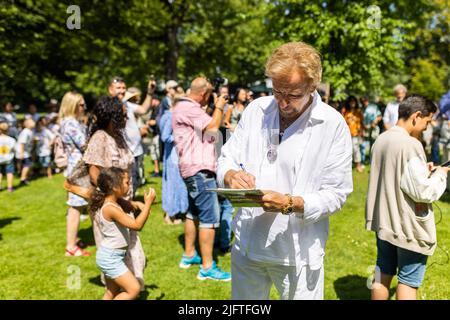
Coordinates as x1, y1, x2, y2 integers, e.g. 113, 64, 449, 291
217, 42, 353, 300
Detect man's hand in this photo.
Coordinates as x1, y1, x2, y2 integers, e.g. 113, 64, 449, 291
224, 169, 256, 189
147, 79, 156, 95
427, 162, 435, 173
215, 94, 229, 111
259, 190, 289, 212
254, 191, 305, 213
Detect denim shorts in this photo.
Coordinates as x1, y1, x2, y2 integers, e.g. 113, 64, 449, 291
0, 161, 15, 174
96, 246, 128, 279
376, 236, 428, 288
38, 156, 51, 168
21, 157, 33, 168
184, 170, 220, 228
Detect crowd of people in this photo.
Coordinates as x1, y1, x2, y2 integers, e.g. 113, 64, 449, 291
1, 40, 450, 300
327, 84, 450, 174
0, 102, 61, 192
0, 74, 265, 298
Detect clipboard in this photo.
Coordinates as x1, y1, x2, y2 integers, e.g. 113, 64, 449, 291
207, 188, 263, 207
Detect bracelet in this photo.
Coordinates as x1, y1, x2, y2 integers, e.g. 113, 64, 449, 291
281, 194, 294, 215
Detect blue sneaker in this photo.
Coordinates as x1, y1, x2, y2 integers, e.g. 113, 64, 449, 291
197, 261, 231, 282
179, 251, 202, 269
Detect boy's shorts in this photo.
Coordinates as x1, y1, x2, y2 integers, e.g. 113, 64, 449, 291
148, 135, 160, 161
376, 236, 428, 288
21, 157, 33, 168
0, 161, 15, 174
184, 170, 220, 229
38, 156, 51, 168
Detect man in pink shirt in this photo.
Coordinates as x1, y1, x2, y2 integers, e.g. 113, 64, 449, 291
172, 77, 231, 281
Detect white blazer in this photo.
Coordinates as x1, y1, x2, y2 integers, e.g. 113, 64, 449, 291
217, 92, 353, 273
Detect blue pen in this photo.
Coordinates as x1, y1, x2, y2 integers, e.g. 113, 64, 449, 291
239, 163, 246, 172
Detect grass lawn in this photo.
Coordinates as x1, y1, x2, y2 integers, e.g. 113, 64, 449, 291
1, 158, 449, 300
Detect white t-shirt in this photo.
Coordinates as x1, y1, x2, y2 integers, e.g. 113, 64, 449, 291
15, 128, 34, 159
0, 134, 16, 164
383, 101, 400, 129
25, 113, 41, 123
48, 123, 60, 136
34, 128, 55, 157
124, 101, 144, 157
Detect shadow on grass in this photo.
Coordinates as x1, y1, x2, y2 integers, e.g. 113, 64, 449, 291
334, 275, 371, 300
78, 225, 96, 247
139, 284, 165, 300
89, 276, 165, 300
438, 192, 450, 203
89, 275, 104, 287
177, 233, 226, 263
0, 217, 21, 241
142, 179, 160, 186
334, 275, 395, 300
0, 217, 21, 229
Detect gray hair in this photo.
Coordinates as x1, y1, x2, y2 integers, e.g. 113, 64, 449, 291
393, 84, 407, 94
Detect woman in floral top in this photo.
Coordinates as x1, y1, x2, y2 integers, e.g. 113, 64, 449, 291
59, 91, 91, 257
83, 96, 146, 290
342, 95, 365, 173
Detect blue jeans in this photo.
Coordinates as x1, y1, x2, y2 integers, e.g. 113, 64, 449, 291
376, 236, 428, 288
21, 157, 33, 168
0, 161, 15, 174
184, 170, 220, 228
38, 156, 51, 168
215, 196, 234, 249
360, 140, 370, 164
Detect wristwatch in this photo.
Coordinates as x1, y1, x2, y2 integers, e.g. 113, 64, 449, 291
281, 194, 294, 215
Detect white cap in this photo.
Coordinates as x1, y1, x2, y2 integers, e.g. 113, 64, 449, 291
165, 80, 178, 91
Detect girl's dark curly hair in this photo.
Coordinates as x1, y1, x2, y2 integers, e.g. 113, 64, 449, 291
90, 167, 127, 217
88, 96, 128, 149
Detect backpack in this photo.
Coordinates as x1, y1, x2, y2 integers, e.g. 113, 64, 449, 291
53, 134, 68, 169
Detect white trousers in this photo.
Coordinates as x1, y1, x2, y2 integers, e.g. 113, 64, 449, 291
231, 248, 324, 300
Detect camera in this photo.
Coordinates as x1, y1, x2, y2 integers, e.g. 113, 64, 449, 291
212, 77, 228, 92
208, 77, 229, 111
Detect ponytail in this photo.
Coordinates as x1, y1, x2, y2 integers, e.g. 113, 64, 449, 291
89, 187, 108, 218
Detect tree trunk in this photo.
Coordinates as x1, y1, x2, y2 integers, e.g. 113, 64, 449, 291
165, 25, 179, 80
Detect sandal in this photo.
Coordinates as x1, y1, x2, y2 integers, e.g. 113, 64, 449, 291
65, 246, 91, 257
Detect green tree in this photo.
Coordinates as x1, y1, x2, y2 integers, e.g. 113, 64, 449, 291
410, 58, 447, 101
263, 0, 438, 100
0, 0, 446, 107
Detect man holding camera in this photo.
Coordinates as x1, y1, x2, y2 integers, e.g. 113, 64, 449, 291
108, 76, 156, 193
172, 77, 231, 281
